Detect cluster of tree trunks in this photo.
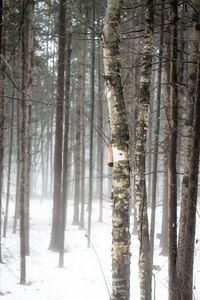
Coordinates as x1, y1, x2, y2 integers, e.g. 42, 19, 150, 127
0, 1, 200, 299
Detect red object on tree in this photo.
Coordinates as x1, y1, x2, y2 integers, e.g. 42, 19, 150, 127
108, 144, 113, 167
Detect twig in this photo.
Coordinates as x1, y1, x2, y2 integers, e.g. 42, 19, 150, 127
85, 233, 111, 300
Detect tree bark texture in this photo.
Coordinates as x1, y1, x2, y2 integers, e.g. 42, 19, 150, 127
167, 1, 178, 298
87, 0, 95, 247
20, 0, 34, 282
49, 0, 66, 251
59, 3, 72, 267
102, 1, 131, 299
73, 35, 84, 225
181, 65, 200, 299
97, 33, 104, 223
79, 28, 87, 229
134, 1, 153, 299
0, 0, 5, 263
150, 0, 164, 271
3, 88, 14, 238
178, 5, 200, 298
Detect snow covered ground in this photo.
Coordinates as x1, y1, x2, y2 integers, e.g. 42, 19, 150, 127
1, 197, 200, 299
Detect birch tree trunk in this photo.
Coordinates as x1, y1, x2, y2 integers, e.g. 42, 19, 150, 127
102, 1, 131, 299
134, 0, 154, 299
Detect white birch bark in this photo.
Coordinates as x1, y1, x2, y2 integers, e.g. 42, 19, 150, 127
102, 1, 131, 299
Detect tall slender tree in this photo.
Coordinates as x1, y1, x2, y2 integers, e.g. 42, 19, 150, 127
0, 0, 5, 263
3, 86, 14, 238
150, 0, 164, 272
20, 0, 34, 283
87, 0, 95, 247
178, 3, 200, 298
167, 1, 178, 298
59, 1, 72, 267
49, 0, 66, 251
102, 0, 131, 299
134, 0, 154, 299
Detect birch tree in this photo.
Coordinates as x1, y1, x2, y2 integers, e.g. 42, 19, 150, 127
102, 0, 131, 299
134, 0, 154, 299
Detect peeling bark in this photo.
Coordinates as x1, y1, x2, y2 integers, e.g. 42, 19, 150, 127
102, 1, 130, 299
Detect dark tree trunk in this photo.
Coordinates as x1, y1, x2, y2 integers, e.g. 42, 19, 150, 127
59, 5, 72, 267
3, 87, 14, 238
13, 99, 20, 234
159, 126, 169, 256
167, 1, 178, 298
0, 0, 5, 263
150, 0, 164, 270
178, 4, 200, 298
20, 0, 34, 283
87, 0, 95, 247
72, 36, 84, 225
97, 33, 104, 223
79, 22, 87, 230
134, 0, 154, 299
49, 0, 66, 251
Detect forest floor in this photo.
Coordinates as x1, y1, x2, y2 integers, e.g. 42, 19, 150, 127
1, 197, 200, 300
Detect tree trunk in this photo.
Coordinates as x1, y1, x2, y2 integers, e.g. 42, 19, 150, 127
3, 87, 14, 238
97, 31, 104, 223
102, 1, 131, 299
167, 1, 178, 298
0, 0, 5, 263
181, 66, 200, 299
49, 0, 66, 251
13, 91, 21, 233
178, 5, 200, 298
79, 23, 87, 230
159, 125, 169, 256
72, 37, 84, 225
20, 0, 34, 283
134, 0, 154, 299
87, 0, 95, 247
150, 0, 164, 271
59, 4, 72, 267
